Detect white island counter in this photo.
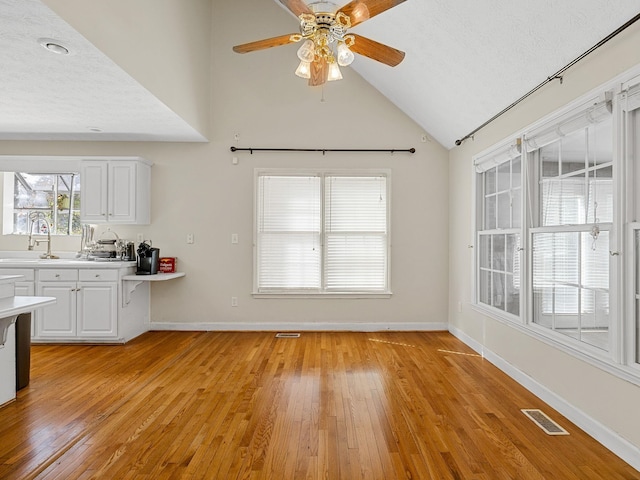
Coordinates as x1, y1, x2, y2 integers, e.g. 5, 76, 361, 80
0, 275, 55, 407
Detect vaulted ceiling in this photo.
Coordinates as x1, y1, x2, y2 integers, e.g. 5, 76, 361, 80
1, 0, 640, 148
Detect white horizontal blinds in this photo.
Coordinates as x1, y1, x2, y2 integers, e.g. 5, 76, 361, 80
257, 175, 321, 290
474, 140, 521, 173
324, 175, 388, 292
525, 97, 612, 152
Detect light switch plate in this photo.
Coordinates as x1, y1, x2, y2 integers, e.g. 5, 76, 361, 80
187, 234, 194, 244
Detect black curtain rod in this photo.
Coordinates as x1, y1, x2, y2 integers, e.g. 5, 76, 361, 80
454, 11, 640, 147
230, 147, 415, 154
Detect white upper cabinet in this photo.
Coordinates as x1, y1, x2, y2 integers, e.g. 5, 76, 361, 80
81, 158, 152, 225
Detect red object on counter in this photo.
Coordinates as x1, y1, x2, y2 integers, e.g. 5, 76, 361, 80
159, 257, 176, 273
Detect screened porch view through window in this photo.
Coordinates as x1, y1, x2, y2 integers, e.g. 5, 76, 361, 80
476, 147, 522, 317
255, 172, 389, 294
530, 114, 613, 351
12, 173, 81, 236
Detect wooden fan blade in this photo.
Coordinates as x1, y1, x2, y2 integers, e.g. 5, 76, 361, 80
309, 59, 328, 87
276, 0, 312, 17
349, 34, 405, 67
338, 0, 406, 27
232, 34, 300, 54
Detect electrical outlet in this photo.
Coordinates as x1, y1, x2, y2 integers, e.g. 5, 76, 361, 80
136, 233, 144, 242
231, 233, 238, 244
231, 296, 238, 307
187, 233, 194, 244
234, 133, 240, 141
232, 157, 239, 165
421, 134, 429, 143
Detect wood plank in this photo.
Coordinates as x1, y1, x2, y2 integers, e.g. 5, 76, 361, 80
0, 331, 637, 479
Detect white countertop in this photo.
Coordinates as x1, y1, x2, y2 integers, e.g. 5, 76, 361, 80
0, 258, 135, 269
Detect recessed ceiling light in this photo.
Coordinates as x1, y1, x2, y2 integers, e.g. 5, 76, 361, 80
38, 38, 71, 55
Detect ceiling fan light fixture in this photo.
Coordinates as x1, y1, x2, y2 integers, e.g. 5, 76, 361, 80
295, 60, 311, 79
327, 62, 343, 81
297, 39, 316, 63
337, 41, 355, 66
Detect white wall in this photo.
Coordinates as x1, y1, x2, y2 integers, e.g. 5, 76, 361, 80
448, 21, 640, 457
42, 0, 212, 138
0, 0, 450, 330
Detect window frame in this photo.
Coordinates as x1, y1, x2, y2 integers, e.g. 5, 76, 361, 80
472, 65, 640, 385
3, 171, 82, 237
253, 168, 392, 298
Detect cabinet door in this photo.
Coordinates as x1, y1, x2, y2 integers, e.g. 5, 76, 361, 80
109, 162, 136, 223
77, 282, 117, 337
15, 282, 35, 336
36, 282, 77, 337
80, 161, 108, 223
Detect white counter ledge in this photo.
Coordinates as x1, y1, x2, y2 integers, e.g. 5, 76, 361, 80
121, 272, 185, 305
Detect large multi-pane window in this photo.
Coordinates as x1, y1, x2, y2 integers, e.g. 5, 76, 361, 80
255, 171, 389, 294
12, 173, 82, 235
475, 143, 522, 317
474, 70, 640, 378
529, 106, 613, 351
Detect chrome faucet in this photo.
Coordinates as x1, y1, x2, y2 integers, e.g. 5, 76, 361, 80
27, 212, 58, 259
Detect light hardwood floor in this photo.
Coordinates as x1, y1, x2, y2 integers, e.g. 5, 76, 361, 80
0, 331, 638, 479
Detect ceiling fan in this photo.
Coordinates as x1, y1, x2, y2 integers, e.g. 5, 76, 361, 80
232, 0, 407, 87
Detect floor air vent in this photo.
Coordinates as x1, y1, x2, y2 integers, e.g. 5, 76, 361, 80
275, 333, 301, 338
521, 409, 569, 435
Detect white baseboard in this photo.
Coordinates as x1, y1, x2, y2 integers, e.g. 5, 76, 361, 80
448, 325, 640, 473
148, 321, 448, 332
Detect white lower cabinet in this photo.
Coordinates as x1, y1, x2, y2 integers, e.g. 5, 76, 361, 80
35, 269, 118, 340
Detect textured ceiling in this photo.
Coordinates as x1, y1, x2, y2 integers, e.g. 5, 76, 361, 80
1, 0, 640, 147
344, 0, 640, 148
0, 0, 206, 142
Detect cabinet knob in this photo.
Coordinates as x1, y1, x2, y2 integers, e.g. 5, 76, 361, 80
55, 274, 60, 278
95, 274, 100, 278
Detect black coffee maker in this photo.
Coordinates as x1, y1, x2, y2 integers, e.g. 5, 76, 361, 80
136, 241, 160, 275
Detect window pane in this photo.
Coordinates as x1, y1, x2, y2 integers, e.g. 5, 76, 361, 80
13, 172, 81, 235
492, 234, 505, 271
496, 192, 511, 229
512, 187, 521, 228
497, 162, 510, 192
512, 157, 521, 188
532, 230, 609, 351
479, 235, 491, 269
258, 233, 320, 289
485, 167, 496, 195
561, 129, 586, 175
257, 175, 322, 291
541, 176, 586, 226
589, 117, 613, 168
492, 272, 505, 309
484, 195, 496, 230
540, 143, 559, 178
587, 167, 613, 223
479, 269, 491, 305
325, 176, 386, 233
325, 235, 386, 291
505, 273, 519, 316
581, 288, 609, 351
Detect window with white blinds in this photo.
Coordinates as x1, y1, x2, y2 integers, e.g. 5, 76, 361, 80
255, 171, 390, 294
530, 105, 613, 351
474, 140, 522, 317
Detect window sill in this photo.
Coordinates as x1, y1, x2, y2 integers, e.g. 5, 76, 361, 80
471, 302, 640, 387
253, 292, 392, 299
